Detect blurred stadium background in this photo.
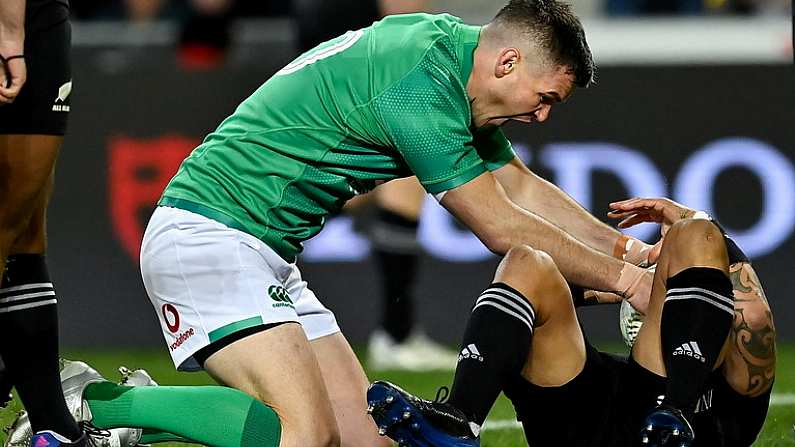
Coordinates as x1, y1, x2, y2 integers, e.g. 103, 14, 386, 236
2, 0, 793, 445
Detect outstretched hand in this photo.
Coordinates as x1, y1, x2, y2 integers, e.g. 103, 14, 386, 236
608, 197, 696, 230
608, 197, 697, 264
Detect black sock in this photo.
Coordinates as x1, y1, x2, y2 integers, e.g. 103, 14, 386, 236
0, 254, 81, 439
447, 283, 535, 429
661, 267, 734, 414
0, 355, 12, 406
371, 208, 419, 343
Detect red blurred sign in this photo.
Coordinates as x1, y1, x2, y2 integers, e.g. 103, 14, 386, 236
108, 135, 197, 261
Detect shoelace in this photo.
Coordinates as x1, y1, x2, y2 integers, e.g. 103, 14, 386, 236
79, 422, 112, 447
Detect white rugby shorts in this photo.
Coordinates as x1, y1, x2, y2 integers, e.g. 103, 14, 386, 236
140, 206, 340, 371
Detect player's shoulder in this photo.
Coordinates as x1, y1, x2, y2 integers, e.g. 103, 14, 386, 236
368, 13, 471, 81
375, 12, 466, 33
370, 13, 468, 55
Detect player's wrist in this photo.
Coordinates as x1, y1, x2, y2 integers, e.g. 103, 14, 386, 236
0, 39, 24, 57
612, 235, 652, 265
0, 27, 24, 43
616, 263, 645, 297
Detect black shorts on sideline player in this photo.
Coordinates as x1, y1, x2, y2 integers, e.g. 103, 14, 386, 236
503, 341, 771, 446
0, 1, 71, 135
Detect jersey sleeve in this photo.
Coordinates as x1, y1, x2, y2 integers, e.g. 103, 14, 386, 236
474, 128, 516, 171
372, 43, 486, 195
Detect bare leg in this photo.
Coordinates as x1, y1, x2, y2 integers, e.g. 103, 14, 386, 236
312, 333, 391, 447
204, 323, 340, 447
0, 135, 61, 268
0, 134, 81, 439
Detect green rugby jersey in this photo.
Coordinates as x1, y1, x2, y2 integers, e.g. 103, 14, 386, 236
160, 13, 515, 262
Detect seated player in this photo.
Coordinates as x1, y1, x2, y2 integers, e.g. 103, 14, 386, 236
367, 197, 775, 447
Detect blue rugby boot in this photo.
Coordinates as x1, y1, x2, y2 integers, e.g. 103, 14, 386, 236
29, 430, 99, 447
639, 405, 695, 447
367, 381, 479, 447
30, 432, 78, 447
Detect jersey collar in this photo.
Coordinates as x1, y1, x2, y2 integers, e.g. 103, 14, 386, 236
457, 24, 481, 86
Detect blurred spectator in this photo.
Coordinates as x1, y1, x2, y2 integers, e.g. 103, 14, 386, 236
73, 0, 291, 21
231, 0, 291, 17
72, 0, 181, 21
607, 0, 703, 16
293, 0, 427, 53
178, 0, 232, 69
606, 0, 790, 15
126, 0, 169, 21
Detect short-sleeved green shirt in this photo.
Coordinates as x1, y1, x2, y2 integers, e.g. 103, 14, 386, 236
160, 13, 515, 261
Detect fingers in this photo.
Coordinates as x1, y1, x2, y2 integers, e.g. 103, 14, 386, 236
607, 209, 661, 228
609, 197, 649, 210
648, 241, 663, 264
609, 197, 666, 212
585, 290, 623, 305
618, 213, 662, 229
607, 209, 642, 219
0, 57, 26, 104
0, 68, 11, 104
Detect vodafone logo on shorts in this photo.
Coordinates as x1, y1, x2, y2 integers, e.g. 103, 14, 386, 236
161, 303, 195, 351
162, 303, 180, 333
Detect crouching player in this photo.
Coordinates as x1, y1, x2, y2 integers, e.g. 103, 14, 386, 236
368, 197, 775, 446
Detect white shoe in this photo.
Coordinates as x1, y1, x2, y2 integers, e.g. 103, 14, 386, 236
367, 330, 458, 371
118, 367, 158, 388
3, 360, 148, 447
116, 365, 158, 447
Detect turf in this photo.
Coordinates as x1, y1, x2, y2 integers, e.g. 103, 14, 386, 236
1, 345, 793, 446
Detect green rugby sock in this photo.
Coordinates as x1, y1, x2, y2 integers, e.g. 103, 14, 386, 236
84, 382, 281, 447
139, 430, 190, 444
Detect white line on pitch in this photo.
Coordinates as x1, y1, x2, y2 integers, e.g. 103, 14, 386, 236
771, 393, 795, 406
482, 393, 795, 432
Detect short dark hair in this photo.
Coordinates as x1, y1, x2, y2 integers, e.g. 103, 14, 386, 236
493, 0, 595, 87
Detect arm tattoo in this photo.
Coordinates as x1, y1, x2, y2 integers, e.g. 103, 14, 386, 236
729, 263, 776, 396
730, 262, 769, 304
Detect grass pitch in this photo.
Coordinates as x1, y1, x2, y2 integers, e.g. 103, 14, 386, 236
1, 345, 793, 446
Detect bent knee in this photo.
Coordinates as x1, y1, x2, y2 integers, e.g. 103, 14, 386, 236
495, 245, 567, 301
667, 218, 723, 245
499, 245, 557, 279
663, 218, 727, 266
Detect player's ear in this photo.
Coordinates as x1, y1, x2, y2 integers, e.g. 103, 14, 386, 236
495, 48, 519, 79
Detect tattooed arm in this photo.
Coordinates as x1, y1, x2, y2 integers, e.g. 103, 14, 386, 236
723, 262, 776, 397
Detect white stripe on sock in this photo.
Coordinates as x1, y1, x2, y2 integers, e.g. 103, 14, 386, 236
0, 282, 53, 294
664, 294, 734, 315
472, 301, 533, 333
484, 287, 536, 320
0, 290, 56, 304
476, 293, 534, 327
0, 299, 57, 313
667, 287, 733, 307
